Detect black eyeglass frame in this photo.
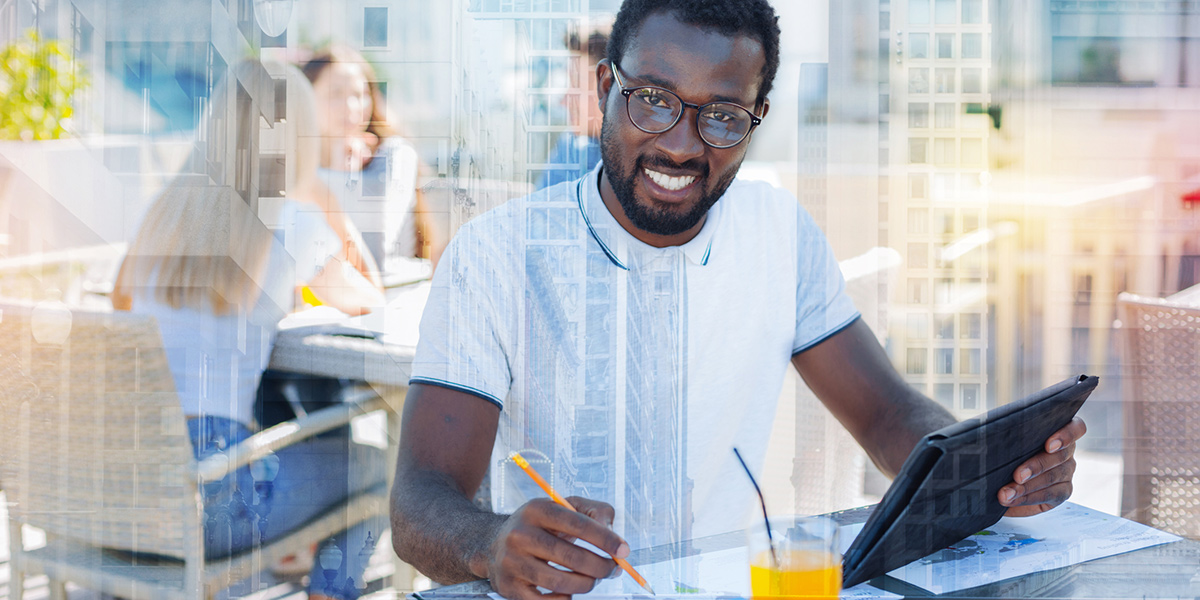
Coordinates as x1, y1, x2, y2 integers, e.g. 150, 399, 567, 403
607, 60, 764, 149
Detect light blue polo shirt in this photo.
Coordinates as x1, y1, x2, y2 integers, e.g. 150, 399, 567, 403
412, 164, 859, 552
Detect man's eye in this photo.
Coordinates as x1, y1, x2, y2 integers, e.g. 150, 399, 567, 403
702, 109, 737, 123
634, 89, 670, 108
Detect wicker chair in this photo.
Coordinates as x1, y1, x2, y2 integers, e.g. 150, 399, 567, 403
0, 302, 390, 600
1116, 292, 1200, 539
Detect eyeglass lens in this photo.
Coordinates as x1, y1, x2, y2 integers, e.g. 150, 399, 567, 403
627, 88, 753, 148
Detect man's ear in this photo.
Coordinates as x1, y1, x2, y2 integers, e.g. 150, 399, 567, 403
757, 97, 771, 120
596, 58, 614, 112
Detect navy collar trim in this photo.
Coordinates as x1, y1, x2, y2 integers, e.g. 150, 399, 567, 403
576, 167, 715, 268
576, 176, 630, 271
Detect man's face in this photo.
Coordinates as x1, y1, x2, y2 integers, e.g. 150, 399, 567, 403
596, 12, 769, 246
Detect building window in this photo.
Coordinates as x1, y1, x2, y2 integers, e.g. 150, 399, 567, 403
935, 383, 955, 408
935, 68, 956, 93
909, 242, 930, 268
935, 313, 955, 339
961, 138, 983, 166
962, 68, 984, 93
935, 277, 954, 304
961, 348, 982, 375
933, 137, 956, 166
910, 33, 929, 59
935, 208, 955, 235
962, 33, 983, 59
907, 348, 928, 374
962, 0, 983, 24
909, 0, 930, 24
935, 0, 956, 24
910, 173, 929, 198
907, 313, 929, 339
962, 210, 980, 232
934, 102, 956, 128
909, 68, 930, 94
936, 33, 955, 59
909, 103, 930, 128
962, 384, 980, 410
908, 278, 929, 304
908, 207, 929, 234
935, 348, 954, 374
363, 7, 388, 47
910, 138, 929, 164
961, 313, 982, 339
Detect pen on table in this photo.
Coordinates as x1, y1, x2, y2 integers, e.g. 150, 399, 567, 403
509, 452, 656, 596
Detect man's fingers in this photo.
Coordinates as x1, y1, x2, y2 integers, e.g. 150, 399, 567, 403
1002, 481, 1074, 517
1045, 417, 1087, 453
533, 500, 629, 560
568, 496, 616, 527
521, 526, 617, 581
1000, 461, 1076, 508
512, 549, 600, 595
1012, 441, 1076, 485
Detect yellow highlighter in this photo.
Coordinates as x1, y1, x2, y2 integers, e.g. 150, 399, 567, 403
509, 452, 656, 595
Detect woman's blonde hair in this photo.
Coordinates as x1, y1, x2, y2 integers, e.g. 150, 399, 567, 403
112, 61, 323, 314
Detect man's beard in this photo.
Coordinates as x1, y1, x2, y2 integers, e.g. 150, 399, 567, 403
599, 116, 738, 237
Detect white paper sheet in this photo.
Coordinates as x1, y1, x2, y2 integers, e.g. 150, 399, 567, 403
486, 523, 898, 600
885, 502, 1181, 594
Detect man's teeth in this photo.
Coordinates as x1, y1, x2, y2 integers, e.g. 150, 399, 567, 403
644, 168, 696, 191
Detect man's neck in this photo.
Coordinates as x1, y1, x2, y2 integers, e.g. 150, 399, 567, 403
596, 167, 706, 249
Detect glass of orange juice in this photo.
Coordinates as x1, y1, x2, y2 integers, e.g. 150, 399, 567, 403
747, 515, 841, 599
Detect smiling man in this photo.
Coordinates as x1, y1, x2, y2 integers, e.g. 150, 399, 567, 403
390, 1, 1086, 598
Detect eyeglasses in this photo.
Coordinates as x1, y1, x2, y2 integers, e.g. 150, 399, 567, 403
608, 61, 763, 149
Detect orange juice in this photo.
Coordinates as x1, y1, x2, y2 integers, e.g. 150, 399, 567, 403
749, 549, 842, 599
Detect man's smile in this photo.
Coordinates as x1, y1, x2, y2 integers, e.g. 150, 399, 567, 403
642, 167, 697, 192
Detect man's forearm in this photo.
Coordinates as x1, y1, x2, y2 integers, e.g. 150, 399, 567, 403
390, 469, 506, 584
865, 386, 957, 478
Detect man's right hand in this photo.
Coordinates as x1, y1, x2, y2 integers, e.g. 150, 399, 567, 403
487, 496, 629, 600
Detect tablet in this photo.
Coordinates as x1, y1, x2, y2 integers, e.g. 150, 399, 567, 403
841, 374, 1098, 589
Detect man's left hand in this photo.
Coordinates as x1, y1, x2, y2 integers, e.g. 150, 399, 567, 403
998, 417, 1088, 517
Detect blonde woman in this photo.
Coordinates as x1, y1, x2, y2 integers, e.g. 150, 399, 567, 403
112, 62, 384, 600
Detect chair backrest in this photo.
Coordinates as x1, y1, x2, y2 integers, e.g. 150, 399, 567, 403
1116, 293, 1200, 539
0, 302, 196, 557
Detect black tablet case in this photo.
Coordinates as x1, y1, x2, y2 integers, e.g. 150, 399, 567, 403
841, 374, 1098, 589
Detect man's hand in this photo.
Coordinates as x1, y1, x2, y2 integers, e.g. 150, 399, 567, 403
999, 417, 1088, 517
488, 496, 627, 600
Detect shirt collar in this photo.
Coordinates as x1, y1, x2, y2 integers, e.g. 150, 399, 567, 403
576, 162, 719, 269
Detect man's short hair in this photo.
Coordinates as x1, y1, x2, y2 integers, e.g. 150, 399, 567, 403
606, 0, 781, 108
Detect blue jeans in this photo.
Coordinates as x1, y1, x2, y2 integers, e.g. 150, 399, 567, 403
189, 416, 387, 600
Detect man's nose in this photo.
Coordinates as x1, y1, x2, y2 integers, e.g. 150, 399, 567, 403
653, 107, 705, 166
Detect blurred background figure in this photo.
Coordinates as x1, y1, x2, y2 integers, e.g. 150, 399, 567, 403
534, 19, 610, 191
110, 60, 385, 600
302, 45, 443, 279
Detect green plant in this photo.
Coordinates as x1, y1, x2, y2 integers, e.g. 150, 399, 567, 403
0, 29, 88, 141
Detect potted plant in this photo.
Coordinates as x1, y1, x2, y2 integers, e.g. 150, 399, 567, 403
0, 29, 86, 141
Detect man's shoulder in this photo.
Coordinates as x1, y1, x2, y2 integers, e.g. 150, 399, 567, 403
724, 176, 808, 223
451, 180, 580, 240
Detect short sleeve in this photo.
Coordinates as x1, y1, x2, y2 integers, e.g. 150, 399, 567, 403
792, 205, 861, 354
410, 216, 514, 408
279, 201, 341, 283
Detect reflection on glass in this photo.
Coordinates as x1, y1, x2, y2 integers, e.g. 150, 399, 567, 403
909, 0, 930, 24
909, 33, 929, 59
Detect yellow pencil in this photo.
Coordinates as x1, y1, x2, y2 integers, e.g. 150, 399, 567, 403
509, 452, 656, 596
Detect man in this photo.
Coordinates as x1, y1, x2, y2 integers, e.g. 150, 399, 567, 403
391, 1, 1086, 598
535, 23, 609, 190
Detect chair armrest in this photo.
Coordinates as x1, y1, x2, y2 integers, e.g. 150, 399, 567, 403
195, 387, 387, 483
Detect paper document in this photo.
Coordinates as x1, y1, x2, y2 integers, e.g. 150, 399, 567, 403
487, 523, 899, 599
886, 502, 1181, 594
